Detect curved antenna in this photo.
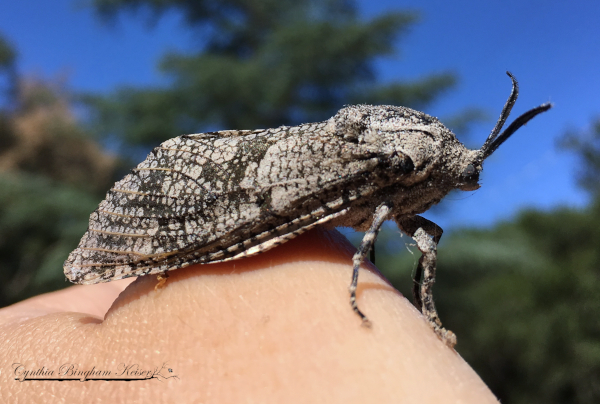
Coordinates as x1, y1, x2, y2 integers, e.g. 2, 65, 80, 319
481, 102, 552, 159
480, 71, 519, 155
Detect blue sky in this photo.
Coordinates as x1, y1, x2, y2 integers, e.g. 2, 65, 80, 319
0, 0, 598, 233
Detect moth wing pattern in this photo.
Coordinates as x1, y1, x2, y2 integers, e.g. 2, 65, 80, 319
64, 119, 390, 284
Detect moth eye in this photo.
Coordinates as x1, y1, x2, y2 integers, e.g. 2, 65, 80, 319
400, 154, 414, 173
462, 164, 476, 177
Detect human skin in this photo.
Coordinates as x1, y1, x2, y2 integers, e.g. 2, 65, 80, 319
0, 227, 498, 403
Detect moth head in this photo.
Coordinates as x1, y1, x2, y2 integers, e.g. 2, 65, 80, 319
458, 71, 552, 191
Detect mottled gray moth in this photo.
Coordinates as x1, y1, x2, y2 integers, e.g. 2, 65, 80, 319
64, 72, 551, 347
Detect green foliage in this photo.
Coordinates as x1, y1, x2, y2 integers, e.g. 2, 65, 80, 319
376, 204, 600, 403
0, 172, 100, 306
86, 0, 456, 146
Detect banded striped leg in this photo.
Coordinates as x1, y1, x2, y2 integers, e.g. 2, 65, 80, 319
397, 216, 443, 312
397, 215, 456, 348
349, 203, 391, 326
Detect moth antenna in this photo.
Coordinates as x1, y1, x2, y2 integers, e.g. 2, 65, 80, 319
480, 71, 519, 156
482, 102, 552, 159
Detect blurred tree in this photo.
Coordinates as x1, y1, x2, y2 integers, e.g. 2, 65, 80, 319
87, 0, 457, 147
0, 173, 101, 303
0, 80, 117, 193
0, 33, 120, 306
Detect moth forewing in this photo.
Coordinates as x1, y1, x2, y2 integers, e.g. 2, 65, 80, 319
65, 120, 395, 283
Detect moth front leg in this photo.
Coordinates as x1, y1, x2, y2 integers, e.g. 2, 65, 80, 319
396, 215, 457, 348
349, 203, 392, 327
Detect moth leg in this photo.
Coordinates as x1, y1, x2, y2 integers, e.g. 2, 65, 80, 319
396, 216, 456, 348
349, 203, 391, 327
397, 216, 443, 312
155, 271, 169, 291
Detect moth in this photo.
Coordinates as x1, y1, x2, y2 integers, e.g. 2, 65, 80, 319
64, 72, 550, 347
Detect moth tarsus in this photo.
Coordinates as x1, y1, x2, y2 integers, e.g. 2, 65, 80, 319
64, 72, 551, 348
